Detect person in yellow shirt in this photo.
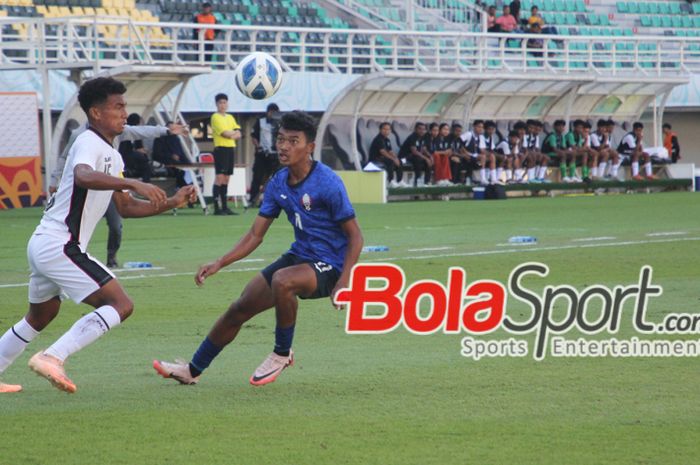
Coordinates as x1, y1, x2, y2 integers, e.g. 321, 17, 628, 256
211, 93, 241, 215
528, 5, 544, 30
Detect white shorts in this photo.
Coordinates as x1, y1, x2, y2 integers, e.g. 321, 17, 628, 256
27, 233, 114, 304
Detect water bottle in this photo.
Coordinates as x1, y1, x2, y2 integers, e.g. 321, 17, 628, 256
124, 261, 153, 269
508, 236, 537, 244
362, 245, 390, 252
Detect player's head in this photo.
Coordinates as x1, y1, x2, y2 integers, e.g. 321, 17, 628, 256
276, 110, 317, 166
472, 119, 484, 135
484, 120, 496, 135
201, 2, 212, 13
662, 123, 672, 134
78, 77, 128, 137
215, 93, 228, 112
439, 123, 450, 137
429, 122, 439, 137
553, 119, 566, 133
514, 121, 526, 137
531, 6, 539, 15
508, 129, 519, 144
266, 103, 279, 117
451, 123, 463, 138
633, 121, 644, 137
582, 121, 592, 135
379, 122, 392, 137
573, 119, 584, 133
597, 119, 607, 132
414, 122, 427, 137
126, 113, 141, 126
530, 120, 542, 135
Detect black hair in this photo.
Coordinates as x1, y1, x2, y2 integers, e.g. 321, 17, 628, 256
606, 119, 615, 126
439, 123, 450, 131
573, 119, 584, 127
202, 2, 212, 8
662, 123, 672, 130
429, 122, 439, 130
532, 5, 538, 11
513, 121, 527, 131
554, 119, 566, 126
473, 119, 485, 127
379, 122, 391, 130
78, 77, 127, 115
267, 103, 280, 113
597, 119, 607, 127
215, 93, 228, 102
633, 122, 644, 130
451, 123, 463, 129
414, 122, 426, 130
508, 130, 519, 138
279, 110, 317, 141
484, 120, 496, 129
126, 113, 141, 126
526, 119, 537, 126
583, 122, 592, 129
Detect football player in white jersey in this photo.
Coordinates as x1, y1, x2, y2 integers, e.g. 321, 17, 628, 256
0, 77, 194, 394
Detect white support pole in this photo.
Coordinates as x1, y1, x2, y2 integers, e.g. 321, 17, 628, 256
563, 84, 580, 127
656, 91, 671, 149
41, 66, 53, 195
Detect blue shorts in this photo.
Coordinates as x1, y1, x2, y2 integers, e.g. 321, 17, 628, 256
261, 253, 341, 300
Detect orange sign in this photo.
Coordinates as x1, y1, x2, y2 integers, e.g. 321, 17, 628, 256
0, 157, 43, 209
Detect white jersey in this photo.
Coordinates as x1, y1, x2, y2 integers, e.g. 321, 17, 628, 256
619, 132, 643, 155
590, 131, 607, 149
496, 140, 519, 156
38, 129, 124, 251
523, 133, 541, 152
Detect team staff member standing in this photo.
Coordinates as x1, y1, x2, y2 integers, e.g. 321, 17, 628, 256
249, 103, 281, 206
211, 93, 241, 215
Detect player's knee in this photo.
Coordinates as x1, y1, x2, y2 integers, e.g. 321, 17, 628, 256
271, 271, 293, 294
112, 296, 134, 320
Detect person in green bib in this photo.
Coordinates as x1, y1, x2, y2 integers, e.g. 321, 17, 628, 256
542, 120, 574, 182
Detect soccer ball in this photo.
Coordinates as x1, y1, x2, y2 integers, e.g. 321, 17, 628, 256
234, 52, 283, 100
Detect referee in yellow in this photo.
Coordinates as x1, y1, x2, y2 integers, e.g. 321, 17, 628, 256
211, 93, 242, 215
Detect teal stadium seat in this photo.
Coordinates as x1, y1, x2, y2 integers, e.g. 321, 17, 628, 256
682, 16, 692, 28
671, 16, 682, 28
694, 17, 700, 28
658, 2, 670, 14
640, 15, 651, 27
628, 2, 639, 14
616, 1, 627, 13
623, 28, 633, 36
544, 0, 556, 12
575, 0, 586, 12
599, 14, 610, 26
651, 15, 661, 27
648, 2, 658, 14
589, 13, 600, 25
661, 16, 671, 28
638, 2, 649, 14
670, 2, 681, 14
694, 3, 700, 14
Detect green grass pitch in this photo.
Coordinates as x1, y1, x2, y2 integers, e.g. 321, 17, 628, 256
1, 192, 699, 464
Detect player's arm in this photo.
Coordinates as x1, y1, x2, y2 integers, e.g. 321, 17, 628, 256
331, 218, 364, 309
113, 185, 195, 218
73, 164, 167, 206
195, 215, 275, 286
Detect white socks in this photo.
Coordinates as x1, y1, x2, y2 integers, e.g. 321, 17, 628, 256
611, 161, 621, 177
598, 162, 607, 177
514, 168, 524, 181
527, 167, 536, 181
45, 306, 121, 362
536, 166, 547, 179
0, 318, 40, 374
632, 161, 639, 176
645, 162, 652, 176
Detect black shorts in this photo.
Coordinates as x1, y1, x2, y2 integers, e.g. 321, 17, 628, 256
213, 146, 235, 175
261, 253, 341, 300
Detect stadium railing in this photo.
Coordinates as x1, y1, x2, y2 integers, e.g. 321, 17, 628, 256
0, 16, 698, 75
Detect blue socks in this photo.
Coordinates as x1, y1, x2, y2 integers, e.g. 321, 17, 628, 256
189, 337, 223, 377
274, 325, 295, 357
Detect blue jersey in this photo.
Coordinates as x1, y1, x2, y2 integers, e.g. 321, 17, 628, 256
259, 161, 355, 271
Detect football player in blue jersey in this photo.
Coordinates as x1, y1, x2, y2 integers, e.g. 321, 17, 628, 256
153, 111, 364, 386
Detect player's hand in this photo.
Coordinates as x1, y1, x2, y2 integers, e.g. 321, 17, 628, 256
167, 122, 189, 136
171, 185, 196, 207
49, 185, 57, 194
330, 280, 349, 310
132, 181, 167, 207
195, 261, 221, 286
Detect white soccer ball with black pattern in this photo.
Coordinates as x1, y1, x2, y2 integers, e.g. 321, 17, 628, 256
234, 52, 283, 100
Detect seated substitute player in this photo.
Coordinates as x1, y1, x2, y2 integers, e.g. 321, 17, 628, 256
481, 120, 499, 185
523, 120, 548, 183
153, 111, 364, 387
368, 122, 405, 187
0, 77, 194, 394
542, 120, 573, 182
663, 123, 681, 163
398, 122, 432, 186
590, 119, 621, 180
564, 120, 589, 182
429, 123, 453, 186
495, 129, 519, 184
459, 120, 484, 186
511, 121, 528, 183
448, 123, 471, 184
618, 122, 654, 181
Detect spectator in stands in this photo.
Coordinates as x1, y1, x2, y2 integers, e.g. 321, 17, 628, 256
119, 113, 152, 183
211, 93, 242, 215
495, 130, 519, 184
369, 122, 406, 187
528, 6, 544, 29
49, 118, 187, 268
618, 122, 654, 181
591, 119, 621, 180
495, 5, 518, 32
482, 120, 499, 184
526, 22, 544, 64
430, 123, 454, 185
449, 124, 471, 184
663, 123, 681, 163
487, 5, 499, 32
194, 2, 217, 62
399, 122, 431, 187
510, 0, 522, 23
249, 103, 281, 206
542, 119, 573, 182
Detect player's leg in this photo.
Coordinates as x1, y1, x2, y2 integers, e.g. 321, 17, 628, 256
609, 150, 621, 179
630, 148, 641, 179
104, 200, 122, 268
536, 153, 549, 182
597, 149, 609, 180
642, 151, 654, 179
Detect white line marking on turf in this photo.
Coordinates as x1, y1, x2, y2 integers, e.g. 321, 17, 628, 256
111, 267, 166, 272
407, 246, 454, 252
496, 242, 537, 247
1, 237, 699, 288
571, 236, 617, 242
646, 231, 687, 237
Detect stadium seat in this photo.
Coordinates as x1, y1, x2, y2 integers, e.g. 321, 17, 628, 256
658, 2, 670, 14
640, 15, 651, 27
648, 2, 659, 14
616, 1, 627, 14
669, 2, 681, 15
651, 15, 661, 27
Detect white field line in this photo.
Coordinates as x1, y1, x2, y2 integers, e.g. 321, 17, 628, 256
407, 246, 454, 252
111, 267, 166, 272
646, 231, 688, 237
1, 237, 699, 289
570, 236, 617, 242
